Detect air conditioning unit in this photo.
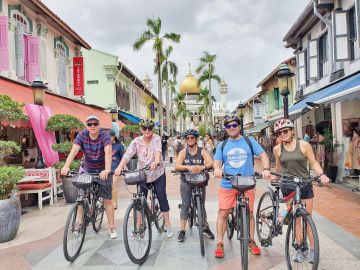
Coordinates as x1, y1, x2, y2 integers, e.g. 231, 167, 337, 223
295, 90, 304, 101
317, 0, 334, 10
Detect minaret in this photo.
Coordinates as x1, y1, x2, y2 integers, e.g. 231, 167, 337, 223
143, 73, 153, 90
219, 79, 228, 111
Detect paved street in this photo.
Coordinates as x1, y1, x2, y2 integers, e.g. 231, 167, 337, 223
1, 164, 360, 270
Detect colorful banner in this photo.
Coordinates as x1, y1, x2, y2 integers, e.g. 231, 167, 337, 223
73, 57, 84, 96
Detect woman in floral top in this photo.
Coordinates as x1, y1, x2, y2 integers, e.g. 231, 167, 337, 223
115, 119, 173, 237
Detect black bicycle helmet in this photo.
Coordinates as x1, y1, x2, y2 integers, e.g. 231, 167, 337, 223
183, 129, 199, 138
223, 113, 241, 126
139, 118, 155, 128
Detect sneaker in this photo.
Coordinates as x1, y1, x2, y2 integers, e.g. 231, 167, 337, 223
165, 227, 174, 238
308, 249, 314, 264
249, 240, 261, 255
294, 249, 304, 263
109, 228, 118, 239
203, 227, 215, 239
214, 242, 224, 258
177, 230, 186, 242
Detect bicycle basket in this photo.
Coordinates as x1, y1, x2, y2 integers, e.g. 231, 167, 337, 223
124, 170, 147, 185
184, 172, 209, 184
229, 175, 256, 191
72, 173, 94, 188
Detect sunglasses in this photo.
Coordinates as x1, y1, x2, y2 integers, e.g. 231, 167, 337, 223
276, 129, 290, 136
185, 135, 196, 140
87, 122, 99, 127
142, 127, 153, 131
225, 123, 239, 129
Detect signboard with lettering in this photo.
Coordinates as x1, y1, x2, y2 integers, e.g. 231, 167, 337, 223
73, 57, 84, 96
253, 102, 264, 125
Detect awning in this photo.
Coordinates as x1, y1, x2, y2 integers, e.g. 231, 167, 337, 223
269, 72, 360, 122
245, 121, 273, 135
0, 78, 118, 128
118, 110, 141, 124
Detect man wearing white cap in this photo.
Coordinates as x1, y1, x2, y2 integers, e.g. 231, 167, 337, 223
61, 115, 117, 239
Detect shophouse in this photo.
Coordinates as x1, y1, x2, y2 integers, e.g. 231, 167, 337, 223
283, 0, 360, 182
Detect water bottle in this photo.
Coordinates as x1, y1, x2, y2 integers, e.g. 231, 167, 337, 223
278, 209, 288, 223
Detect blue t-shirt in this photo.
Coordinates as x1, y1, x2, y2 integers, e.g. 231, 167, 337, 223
214, 137, 265, 189
111, 143, 124, 171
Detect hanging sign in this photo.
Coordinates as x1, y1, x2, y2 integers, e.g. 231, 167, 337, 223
73, 57, 84, 96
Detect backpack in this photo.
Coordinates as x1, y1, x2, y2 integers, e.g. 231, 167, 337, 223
220, 136, 254, 166
176, 140, 183, 152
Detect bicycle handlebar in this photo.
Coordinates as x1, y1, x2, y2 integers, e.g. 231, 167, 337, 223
121, 165, 151, 175
61, 170, 114, 178
171, 169, 213, 174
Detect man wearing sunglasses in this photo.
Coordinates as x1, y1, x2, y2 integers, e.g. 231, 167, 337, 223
213, 113, 270, 258
61, 115, 117, 239
175, 129, 214, 242
115, 118, 174, 238
272, 118, 329, 263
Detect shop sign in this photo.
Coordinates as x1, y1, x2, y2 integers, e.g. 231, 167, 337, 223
73, 57, 84, 96
253, 102, 264, 125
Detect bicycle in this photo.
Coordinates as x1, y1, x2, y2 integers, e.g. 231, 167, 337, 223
225, 174, 256, 270
62, 171, 106, 262
171, 170, 211, 257
122, 166, 165, 265
256, 172, 326, 269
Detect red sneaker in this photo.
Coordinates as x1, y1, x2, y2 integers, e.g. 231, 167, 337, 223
214, 242, 224, 258
249, 240, 261, 255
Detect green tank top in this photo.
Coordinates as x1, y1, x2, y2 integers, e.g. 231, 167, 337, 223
280, 140, 309, 178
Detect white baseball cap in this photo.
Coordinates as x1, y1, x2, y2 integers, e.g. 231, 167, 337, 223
86, 115, 100, 122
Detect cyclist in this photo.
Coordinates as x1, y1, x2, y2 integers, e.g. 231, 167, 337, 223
213, 113, 271, 258
114, 118, 174, 238
175, 129, 215, 242
272, 118, 330, 263
61, 115, 117, 239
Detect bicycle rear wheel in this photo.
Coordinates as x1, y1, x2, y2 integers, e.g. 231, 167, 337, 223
153, 197, 165, 233
92, 197, 104, 232
285, 211, 319, 270
227, 209, 235, 240
256, 191, 275, 246
239, 206, 249, 270
196, 196, 205, 257
188, 198, 194, 228
63, 202, 86, 262
123, 200, 152, 265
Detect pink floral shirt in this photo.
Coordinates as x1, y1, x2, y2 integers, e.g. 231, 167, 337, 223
123, 135, 165, 183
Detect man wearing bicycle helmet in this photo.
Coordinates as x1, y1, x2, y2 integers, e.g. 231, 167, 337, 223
213, 113, 271, 258
115, 118, 174, 238
272, 118, 329, 263
175, 129, 214, 242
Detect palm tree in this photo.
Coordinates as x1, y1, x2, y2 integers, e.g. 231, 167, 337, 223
196, 51, 221, 133
198, 88, 216, 132
168, 79, 177, 134
174, 92, 187, 132
133, 17, 180, 136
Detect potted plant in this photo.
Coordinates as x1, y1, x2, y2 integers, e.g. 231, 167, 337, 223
46, 114, 84, 203
322, 128, 338, 182
0, 140, 24, 243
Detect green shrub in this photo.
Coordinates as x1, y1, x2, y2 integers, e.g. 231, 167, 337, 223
0, 95, 27, 121
52, 142, 73, 153
0, 166, 25, 199
0, 141, 21, 165
54, 160, 81, 171
122, 125, 140, 134
46, 114, 84, 132
198, 123, 207, 137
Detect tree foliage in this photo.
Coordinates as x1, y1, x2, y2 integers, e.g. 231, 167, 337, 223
0, 95, 27, 122
46, 114, 84, 132
0, 166, 25, 199
0, 141, 21, 165
198, 123, 207, 138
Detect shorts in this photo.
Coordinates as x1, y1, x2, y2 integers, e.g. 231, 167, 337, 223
281, 183, 314, 200
94, 176, 113, 200
218, 187, 255, 211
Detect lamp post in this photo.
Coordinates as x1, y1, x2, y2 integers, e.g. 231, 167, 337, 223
110, 108, 118, 122
277, 63, 294, 119
31, 77, 47, 169
237, 101, 245, 136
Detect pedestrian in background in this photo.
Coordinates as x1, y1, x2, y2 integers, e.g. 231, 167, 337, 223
198, 136, 204, 147
110, 131, 124, 210
205, 133, 215, 157
167, 136, 175, 163
162, 134, 168, 161
174, 135, 183, 158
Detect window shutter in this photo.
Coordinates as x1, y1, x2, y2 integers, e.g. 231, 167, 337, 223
15, 26, 24, 77
297, 50, 306, 87
26, 35, 39, 82
58, 56, 67, 95
0, 16, 9, 70
334, 10, 350, 61
308, 39, 319, 79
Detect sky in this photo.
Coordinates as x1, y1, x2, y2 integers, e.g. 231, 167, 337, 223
42, 0, 309, 112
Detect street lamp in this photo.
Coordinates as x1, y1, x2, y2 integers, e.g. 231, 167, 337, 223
31, 77, 47, 169
110, 108, 118, 122
237, 101, 245, 136
277, 63, 294, 119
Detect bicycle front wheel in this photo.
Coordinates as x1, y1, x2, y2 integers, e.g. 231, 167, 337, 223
153, 197, 165, 233
196, 196, 205, 257
63, 201, 86, 262
285, 211, 319, 270
256, 191, 275, 246
239, 206, 249, 270
123, 200, 152, 265
92, 197, 104, 232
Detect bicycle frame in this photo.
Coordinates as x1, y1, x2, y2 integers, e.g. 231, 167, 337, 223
131, 183, 159, 225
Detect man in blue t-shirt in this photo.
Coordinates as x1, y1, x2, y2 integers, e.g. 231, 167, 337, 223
61, 115, 117, 239
213, 114, 270, 259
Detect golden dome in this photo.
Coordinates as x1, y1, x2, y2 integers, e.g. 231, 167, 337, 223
179, 65, 200, 94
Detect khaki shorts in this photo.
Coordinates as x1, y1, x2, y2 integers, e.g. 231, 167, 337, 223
218, 187, 255, 211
